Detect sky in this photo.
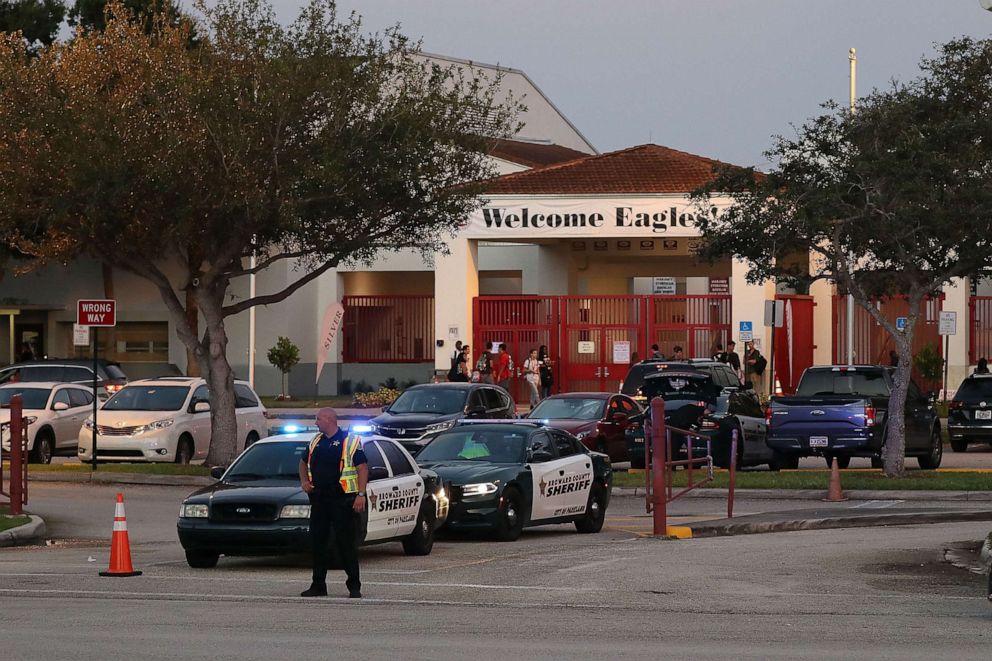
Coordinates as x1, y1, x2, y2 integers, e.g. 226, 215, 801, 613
255, 1, 991, 168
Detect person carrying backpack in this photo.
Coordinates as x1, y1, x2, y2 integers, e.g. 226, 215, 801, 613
745, 341, 768, 393
476, 342, 494, 384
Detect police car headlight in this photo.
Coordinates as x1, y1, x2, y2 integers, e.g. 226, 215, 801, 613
279, 505, 311, 519
461, 482, 498, 497
426, 420, 456, 434
180, 503, 208, 518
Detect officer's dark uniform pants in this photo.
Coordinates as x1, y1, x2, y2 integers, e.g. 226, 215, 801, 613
308, 492, 360, 592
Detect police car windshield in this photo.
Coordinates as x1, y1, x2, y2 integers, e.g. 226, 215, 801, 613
0, 387, 50, 410
416, 429, 527, 463
103, 386, 190, 411
387, 388, 466, 415
226, 441, 308, 480
529, 397, 604, 420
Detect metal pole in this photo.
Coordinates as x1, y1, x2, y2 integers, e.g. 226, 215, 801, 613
728, 428, 738, 519
943, 334, 950, 404
248, 236, 256, 388
9, 394, 22, 515
92, 327, 98, 471
650, 397, 667, 536
846, 47, 857, 365
769, 303, 777, 397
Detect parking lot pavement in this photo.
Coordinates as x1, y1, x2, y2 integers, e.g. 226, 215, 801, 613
2, 483, 991, 659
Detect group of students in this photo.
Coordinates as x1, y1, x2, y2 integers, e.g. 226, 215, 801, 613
447, 341, 554, 408
648, 339, 767, 386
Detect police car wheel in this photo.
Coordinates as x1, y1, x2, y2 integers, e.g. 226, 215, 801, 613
402, 500, 435, 556
574, 484, 606, 534
495, 487, 524, 542
185, 549, 219, 568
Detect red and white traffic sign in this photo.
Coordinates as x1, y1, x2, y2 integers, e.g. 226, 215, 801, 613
77, 299, 117, 327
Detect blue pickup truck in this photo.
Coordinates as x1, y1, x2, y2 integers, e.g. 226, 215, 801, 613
765, 365, 942, 469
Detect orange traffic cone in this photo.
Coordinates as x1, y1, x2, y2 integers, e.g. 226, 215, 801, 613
823, 456, 848, 503
99, 493, 142, 577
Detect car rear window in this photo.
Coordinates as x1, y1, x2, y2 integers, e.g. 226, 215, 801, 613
795, 369, 888, 398
103, 364, 128, 381
642, 374, 717, 402
954, 378, 992, 403
621, 364, 654, 395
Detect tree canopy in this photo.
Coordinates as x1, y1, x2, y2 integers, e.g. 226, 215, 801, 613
0, 0, 522, 463
0, 0, 65, 50
692, 37, 992, 475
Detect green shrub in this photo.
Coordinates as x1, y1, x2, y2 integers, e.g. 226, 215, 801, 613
266, 336, 300, 399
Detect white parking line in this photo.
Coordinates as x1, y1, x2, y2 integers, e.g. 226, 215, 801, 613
850, 500, 905, 509
557, 557, 625, 573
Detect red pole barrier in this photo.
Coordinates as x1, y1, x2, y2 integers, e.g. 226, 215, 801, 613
728, 428, 738, 519
9, 394, 23, 515
650, 397, 667, 536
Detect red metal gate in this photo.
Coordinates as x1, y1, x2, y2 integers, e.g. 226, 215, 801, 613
474, 295, 732, 397
774, 295, 815, 395
473, 297, 559, 404
969, 296, 992, 364
832, 295, 943, 390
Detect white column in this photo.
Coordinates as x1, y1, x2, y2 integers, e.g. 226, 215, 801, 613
943, 277, 969, 395
809, 280, 834, 366
730, 258, 768, 352
434, 236, 479, 372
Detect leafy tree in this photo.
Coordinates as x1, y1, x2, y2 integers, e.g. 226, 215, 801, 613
692, 37, 992, 476
68, 0, 178, 32
0, 0, 65, 51
913, 343, 944, 392
0, 0, 522, 464
267, 336, 300, 399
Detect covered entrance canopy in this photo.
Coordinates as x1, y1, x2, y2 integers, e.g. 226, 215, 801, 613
433, 144, 784, 395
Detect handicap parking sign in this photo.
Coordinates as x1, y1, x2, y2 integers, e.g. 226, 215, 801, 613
739, 321, 753, 341
896, 317, 907, 332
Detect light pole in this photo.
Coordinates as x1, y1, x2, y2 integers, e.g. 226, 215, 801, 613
248, 235, 257, 388
846, 48, 857, 365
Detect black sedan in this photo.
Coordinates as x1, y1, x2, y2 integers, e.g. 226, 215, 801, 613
177, 434, 449, 568
415, 422, 612, 541
369, 383, 516, 455
948, 374, 992, 452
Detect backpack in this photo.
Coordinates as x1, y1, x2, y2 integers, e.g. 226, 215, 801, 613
476, 353, 491, 374
754, 354, 768, 376
507, 353, 515, 373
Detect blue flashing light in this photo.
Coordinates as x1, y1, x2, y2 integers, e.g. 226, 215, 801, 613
350, 424, 373, 434
283, 424, 301, 433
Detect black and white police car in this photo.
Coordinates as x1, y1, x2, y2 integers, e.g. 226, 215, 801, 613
177, 433, 449, 568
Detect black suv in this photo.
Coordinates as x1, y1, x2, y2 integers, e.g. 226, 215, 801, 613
0, 359, 128, 397
948, 373, 992, 452
624, 361, 773, 469
369, 383, 515, 455
621, 358, 743, 404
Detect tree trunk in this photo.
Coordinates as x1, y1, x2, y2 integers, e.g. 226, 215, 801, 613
185, 288, 201, 377
199, 287, 239, 466
882, 296, 923, 477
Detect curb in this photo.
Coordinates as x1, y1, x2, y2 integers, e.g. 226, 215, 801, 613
686, 509, 992, 538
610, 487, 992, 501
29, 472, 213, 487
0, 515, 46, 547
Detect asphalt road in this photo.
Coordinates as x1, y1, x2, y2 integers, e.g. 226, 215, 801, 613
1, 483, 990, 659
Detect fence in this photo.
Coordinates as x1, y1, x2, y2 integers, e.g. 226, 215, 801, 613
342, 296, 434, 363
969, 297, 992, 364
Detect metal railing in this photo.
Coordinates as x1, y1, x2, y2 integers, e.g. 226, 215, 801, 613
643, 397, 737, 535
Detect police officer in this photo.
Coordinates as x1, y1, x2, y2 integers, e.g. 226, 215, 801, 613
298, 408, 368, 598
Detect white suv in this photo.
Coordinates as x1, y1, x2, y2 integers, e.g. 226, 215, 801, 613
77, 377, 267, 463
1, 382, 97, 464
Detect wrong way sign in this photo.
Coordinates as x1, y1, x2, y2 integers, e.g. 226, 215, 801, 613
77, 299, 117, 327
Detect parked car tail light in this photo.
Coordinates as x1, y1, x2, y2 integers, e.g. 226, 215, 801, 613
765, 406, 773, 428
105, 383, 124, 395
949, 400, 964, 410
864, 405, 876, 427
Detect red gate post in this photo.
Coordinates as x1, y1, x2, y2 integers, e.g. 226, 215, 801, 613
650, 397, 668, 536
9, 394, 23, 515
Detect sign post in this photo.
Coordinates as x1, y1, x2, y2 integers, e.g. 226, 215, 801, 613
77, 300, 117, 470
938, 311, 957, 403
764, 300, 785, 397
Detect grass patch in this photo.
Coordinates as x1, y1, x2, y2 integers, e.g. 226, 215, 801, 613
0, 503, 30, 531
613, 469, 992, 491
7, 462, 209, 476
260, 396, 358, 409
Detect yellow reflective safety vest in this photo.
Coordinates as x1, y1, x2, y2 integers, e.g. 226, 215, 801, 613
306, 432, 362, 494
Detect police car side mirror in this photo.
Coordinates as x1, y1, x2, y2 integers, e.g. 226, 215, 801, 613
368, 465, 390, 481
209, 466, 226, 479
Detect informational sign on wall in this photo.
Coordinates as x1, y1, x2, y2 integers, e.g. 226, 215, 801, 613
73, 324, 90, 347
652, 277, 676, 295
709, 278, 729, 294
938, 311, 957, 336
577, 341, 595, 354
612, 341, 631, 364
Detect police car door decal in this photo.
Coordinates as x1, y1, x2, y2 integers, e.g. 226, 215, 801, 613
530, 456, 594, 521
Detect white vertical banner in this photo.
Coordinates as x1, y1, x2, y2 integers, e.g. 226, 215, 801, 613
315, 302, 345, 384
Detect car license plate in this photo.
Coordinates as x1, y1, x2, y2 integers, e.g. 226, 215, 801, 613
809, 436, 829, 448
977, 410, 991, 420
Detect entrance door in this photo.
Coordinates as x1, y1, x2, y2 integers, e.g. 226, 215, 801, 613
14, 323, 44, 362
474, 297, 557, 403
562, 297, 643, 393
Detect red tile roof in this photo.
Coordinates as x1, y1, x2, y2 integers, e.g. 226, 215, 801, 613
488, 139, 591, 168
482, 144, 748, 195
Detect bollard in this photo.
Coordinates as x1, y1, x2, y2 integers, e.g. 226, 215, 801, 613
9, 394, 23, 515
650, 397, 667, 536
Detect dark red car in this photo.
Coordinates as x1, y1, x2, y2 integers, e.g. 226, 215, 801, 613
524, 392, 641, 462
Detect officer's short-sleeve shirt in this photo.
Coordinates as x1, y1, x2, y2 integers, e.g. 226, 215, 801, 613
308, 428, 367, 496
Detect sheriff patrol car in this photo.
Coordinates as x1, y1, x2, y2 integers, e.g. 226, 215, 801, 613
176, 433, 449, 568
413, 421, 612, 541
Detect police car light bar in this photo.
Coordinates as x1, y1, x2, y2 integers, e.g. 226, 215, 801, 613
349, 424, 374, 433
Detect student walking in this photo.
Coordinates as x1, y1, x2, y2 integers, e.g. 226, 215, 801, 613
523, 348, 542, 409
538, 345, 554, 399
